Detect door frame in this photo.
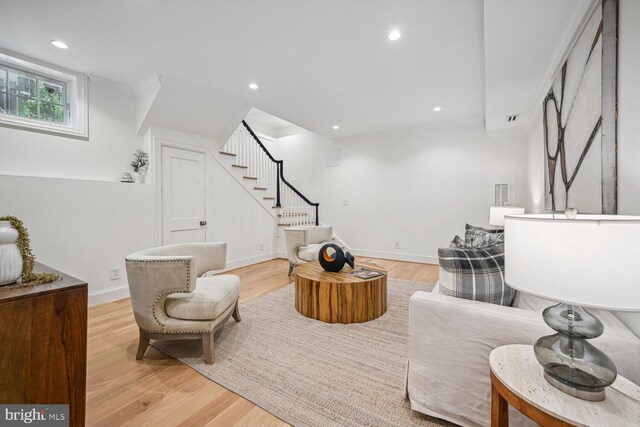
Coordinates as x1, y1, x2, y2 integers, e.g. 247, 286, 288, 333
151, 127, 213, 246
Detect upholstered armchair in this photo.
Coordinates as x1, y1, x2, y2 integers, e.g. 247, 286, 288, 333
284, 226, 337, 275
125, 242, 240, 364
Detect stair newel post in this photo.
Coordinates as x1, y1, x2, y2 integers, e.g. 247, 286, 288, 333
315, 204, 319, 225
276, 161, 282, 207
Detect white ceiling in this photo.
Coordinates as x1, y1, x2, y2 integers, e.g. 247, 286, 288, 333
246, 109, 295, 131
483, 0, 593, 135
0, 0, 588, 140
244, 108, 307, 139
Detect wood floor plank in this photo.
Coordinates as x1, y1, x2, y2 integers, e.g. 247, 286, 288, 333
86, 257, 438, 426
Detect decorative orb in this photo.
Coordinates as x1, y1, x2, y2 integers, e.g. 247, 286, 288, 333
318, 243, 346, 272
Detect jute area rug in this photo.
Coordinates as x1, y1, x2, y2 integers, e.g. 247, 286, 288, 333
152, 279, 453, 427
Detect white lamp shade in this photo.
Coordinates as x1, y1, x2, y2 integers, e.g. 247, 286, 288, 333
490, 206, 525, 226
504, 214, 640, 311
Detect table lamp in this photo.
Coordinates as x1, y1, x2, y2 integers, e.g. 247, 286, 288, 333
504, 214, 640, 401
490, 206, 525, 227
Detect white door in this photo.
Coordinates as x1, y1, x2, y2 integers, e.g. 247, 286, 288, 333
161, 145, 207, 245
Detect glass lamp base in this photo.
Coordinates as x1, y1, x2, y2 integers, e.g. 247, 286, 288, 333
543, 372, 605, 401
533, 303, 617, 401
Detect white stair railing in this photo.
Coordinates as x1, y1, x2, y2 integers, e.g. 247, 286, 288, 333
280, 186, 316, 226
220, 121, 319, 227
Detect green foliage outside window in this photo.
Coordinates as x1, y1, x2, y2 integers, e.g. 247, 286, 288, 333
19, 83, 65, 123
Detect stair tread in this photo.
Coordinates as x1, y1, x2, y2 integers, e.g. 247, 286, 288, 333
254, 187, 267, 190
219, 151, 236, 156
243, 176, 258, 180
278, 223, 292, 227
232, 164, 248, 169
278, 213, 308, 216
263, 197, 276, 200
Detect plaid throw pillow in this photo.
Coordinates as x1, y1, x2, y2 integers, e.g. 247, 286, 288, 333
464, 223, 504, 248
438, 243, 515, 306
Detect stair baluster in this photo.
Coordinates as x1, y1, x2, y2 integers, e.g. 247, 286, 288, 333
220, 121, 319, 227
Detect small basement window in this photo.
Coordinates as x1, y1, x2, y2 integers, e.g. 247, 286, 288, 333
0, 50, 88, 138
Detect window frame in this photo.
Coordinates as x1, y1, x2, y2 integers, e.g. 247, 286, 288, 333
0, 49, 88, 139
0, 64, 69, 125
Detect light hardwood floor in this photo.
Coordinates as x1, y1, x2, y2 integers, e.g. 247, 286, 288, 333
86, 257, 439, 426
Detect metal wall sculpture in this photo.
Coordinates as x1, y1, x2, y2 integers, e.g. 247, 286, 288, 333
544, 0, 618, 214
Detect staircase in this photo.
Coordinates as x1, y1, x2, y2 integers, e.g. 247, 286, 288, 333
219, 120, 319, 228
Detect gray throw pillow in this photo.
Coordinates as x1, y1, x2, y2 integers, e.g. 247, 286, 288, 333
449, 235, 467, 248
464, 223, 504, 248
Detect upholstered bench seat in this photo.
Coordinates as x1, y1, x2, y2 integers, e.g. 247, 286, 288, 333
165, 275, 240, 321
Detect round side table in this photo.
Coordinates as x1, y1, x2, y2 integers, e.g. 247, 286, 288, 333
489, 344, 640, 427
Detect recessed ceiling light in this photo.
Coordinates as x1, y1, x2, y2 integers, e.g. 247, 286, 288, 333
332, 125, 340, 130
249, 83, 259, 90
388, 29, 401, 41
51, 40, 69, 49
433, 106, 442, 112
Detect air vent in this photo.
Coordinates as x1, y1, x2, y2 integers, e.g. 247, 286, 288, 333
506, 114, 520, 123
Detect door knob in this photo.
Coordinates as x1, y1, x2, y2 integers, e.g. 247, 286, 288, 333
200, 220, 207, 226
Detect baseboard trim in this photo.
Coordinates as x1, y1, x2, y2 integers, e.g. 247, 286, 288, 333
350, 249, 438, 265
222, 252, 280, 272
89, 283, 130, 307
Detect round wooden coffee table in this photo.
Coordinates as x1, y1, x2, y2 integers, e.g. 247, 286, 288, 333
294, 262, 387, 324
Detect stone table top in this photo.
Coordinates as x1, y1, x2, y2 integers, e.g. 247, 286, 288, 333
489, 344, 640, 427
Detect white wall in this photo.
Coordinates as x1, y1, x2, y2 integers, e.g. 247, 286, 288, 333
524, 108, 545, 214
277, 121, 527, 263
275, 131, 329, 203
0, 175, 154, 305
612, 0, 640, 336
0, 80, 143, 181
617, 0, 640, 216
524, 0, 640, 335
0, 79, 154, 305
211, 159, 279, 266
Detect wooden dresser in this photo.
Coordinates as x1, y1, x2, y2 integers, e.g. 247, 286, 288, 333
0, 263, 87, 427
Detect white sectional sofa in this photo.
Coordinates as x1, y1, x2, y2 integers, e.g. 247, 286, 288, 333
405, 284, 640, 427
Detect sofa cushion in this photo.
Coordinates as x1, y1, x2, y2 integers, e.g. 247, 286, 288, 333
438, 243, 515, 306
165, 275, 240, 321
464, 223, 504, 248
297, 242, 332, 262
